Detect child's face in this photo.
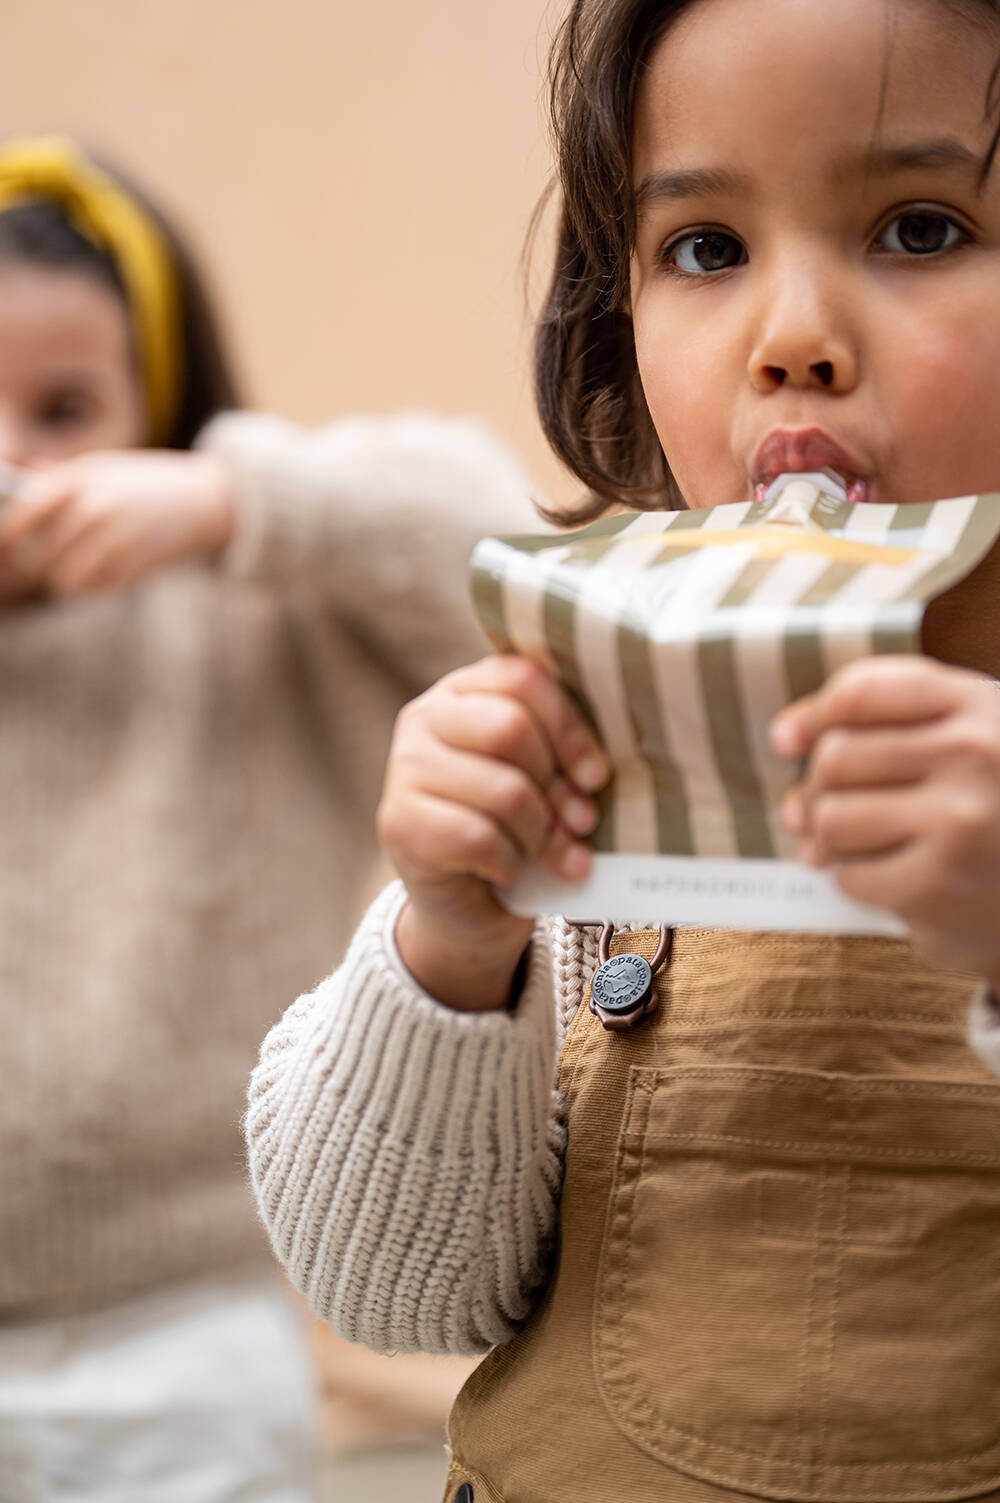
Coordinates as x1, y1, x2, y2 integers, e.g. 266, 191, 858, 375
0, 263, 145, 467
630, 0, 1000, 509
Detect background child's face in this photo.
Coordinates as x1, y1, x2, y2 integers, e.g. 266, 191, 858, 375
0, 263, 145, 467
630, 0, 1000, 509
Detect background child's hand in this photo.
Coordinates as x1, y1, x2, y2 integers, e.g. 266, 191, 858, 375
378, 654, 609, 1011
772, 657, 1000, 985
0, 451, 235, 598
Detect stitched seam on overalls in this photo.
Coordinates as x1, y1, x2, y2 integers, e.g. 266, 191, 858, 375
605, 1135, 1000, 1477
591, 1065, 1000, 1480
817, 1167, 851, 1469
647, 1132, 1000, 1164
640, 1068, 1000, 1100
796, 1166, 828, 1470
659, 1009, 961, 1025
555, 922, 601, 1107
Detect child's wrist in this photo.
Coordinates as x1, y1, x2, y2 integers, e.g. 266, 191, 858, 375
394, 900, 532, 1013
191, 452, 236, 557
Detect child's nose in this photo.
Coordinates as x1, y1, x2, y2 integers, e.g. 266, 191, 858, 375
747, 269, 858, 397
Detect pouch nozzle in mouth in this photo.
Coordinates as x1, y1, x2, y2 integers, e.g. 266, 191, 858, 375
760, 469, 849, 530
764, 468, 848, 506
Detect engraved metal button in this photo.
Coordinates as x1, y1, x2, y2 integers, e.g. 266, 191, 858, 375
591, 954, 652, 1014
585, 920, 672, 1032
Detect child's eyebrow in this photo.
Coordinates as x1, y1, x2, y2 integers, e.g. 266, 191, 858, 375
845, 138, 981, 180
635, 140, 982, 219
635, 166, 748, 217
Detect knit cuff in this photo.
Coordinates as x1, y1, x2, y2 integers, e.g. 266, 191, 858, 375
247, 881, 562, 1354
197, 411, 341, 587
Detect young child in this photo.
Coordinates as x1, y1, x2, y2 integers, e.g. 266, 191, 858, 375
0, 138, 536, 1500
248, 3, 1000, 1499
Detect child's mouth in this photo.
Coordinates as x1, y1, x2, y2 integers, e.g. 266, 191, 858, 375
751, 428, 871, 505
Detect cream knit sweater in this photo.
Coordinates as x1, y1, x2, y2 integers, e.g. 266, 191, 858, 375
247, 882, 1000, 1358
0, 410, 536, 1320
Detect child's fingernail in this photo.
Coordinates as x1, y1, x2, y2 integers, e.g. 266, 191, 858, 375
771, 716, 802, 757
571, 753, 609, 793
562, 797, 598, 836
780, 791, 805, 834
560, 842, 591, 880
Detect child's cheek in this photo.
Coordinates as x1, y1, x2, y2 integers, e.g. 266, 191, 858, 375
886, 295, 1000, 501
633, 316, 741, 510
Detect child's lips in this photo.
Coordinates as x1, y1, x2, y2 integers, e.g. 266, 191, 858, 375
751, 428, 872, 503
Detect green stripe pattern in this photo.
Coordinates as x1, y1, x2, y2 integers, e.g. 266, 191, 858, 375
469, 490, 1000, 861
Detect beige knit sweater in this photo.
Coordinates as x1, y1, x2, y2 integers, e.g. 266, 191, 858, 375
0, 410, 537, 1320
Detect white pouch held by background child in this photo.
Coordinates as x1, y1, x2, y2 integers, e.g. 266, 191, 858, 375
471, 473, 1000, 931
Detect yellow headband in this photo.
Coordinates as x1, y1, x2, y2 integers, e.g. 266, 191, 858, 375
0, 138, 181, 444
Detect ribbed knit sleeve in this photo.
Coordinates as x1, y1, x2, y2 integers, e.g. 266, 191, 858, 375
246, 882, 567, 1356
968, 984, 1000, 1076
198, 410, 541, 693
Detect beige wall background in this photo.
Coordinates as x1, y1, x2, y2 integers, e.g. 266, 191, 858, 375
0, 0, 576, 509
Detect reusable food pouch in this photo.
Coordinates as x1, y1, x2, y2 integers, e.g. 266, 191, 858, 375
471, 473, 1000, 932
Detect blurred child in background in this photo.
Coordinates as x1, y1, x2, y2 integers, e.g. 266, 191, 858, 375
0, 137, 533, 1502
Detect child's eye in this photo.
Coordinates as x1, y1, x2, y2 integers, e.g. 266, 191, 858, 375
36, 391, 94, 429
874, 209, 968, 257
662, 229, 747, 276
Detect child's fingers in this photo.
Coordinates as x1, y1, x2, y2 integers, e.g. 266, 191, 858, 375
397, 739, 596, 879
451, 655, 609, 792
824, 840, 940, 934
791, 786, 917, 866
12, 505, 106, 580
799, 726, 930, 800
538, 821, 593, 883
48, 533, 129, 597
771, 657, 962, 758
428, 691, 558, 791
389, 790, 530, 889
401, 742, 559, 861
0, 469, 77, 546
546, 774, 601, 838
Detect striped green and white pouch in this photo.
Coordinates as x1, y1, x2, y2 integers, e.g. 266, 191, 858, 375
471, 473, 1000, 933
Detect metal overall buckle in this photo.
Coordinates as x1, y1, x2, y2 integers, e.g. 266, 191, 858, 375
586, 921, 673, 1032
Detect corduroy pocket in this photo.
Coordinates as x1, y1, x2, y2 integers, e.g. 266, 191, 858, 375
595, 1063, 1000, 1502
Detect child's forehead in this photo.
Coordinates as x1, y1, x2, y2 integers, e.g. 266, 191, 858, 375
0, 263, 132, 372
634, 0, 998, 178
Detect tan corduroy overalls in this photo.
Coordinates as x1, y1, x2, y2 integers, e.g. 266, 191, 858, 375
444, 928, 1000, 1503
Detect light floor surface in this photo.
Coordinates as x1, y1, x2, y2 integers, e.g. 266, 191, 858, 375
317, 1444, 449, 1503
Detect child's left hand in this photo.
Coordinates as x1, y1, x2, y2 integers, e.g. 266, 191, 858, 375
0, 451, 235, 598
772, 657, 1000, 988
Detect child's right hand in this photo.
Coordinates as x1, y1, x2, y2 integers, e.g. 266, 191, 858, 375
0, 450, 234, 598
378, 655, 609, 1012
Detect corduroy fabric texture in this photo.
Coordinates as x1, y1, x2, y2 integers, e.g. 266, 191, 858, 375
445, 929, 1000, 1503
0, 410, 535, 1320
